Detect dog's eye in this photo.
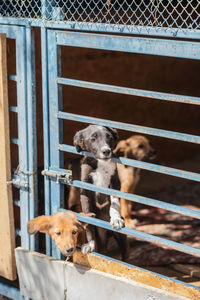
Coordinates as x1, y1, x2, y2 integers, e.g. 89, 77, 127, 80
72, 230, 77, 235
91, 138, 96, 143
138, 144, 144, 149
55, 231, 61, 236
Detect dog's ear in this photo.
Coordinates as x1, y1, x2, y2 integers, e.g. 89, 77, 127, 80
78, 212, 96, 230
27, 215, 52, 235
73, 129, 85, 152
114, 140, 129, 157
75, 221, 85, 232
105, 127, 119, 149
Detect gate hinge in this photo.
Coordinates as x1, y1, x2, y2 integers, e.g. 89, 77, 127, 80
41, 169, 72, 184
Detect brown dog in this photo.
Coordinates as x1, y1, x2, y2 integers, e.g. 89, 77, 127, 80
114, 135, 156, 228
28, 211, 94, 258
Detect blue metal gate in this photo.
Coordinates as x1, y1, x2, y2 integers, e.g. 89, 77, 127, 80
41, 28, 200, 262
1, 0, 200, 298
0, 25, 37, 298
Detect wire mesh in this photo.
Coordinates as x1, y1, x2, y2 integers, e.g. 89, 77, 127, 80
0, 1, 200, 32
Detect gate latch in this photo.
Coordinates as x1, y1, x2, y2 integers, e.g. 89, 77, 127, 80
41, 169, 72, 184
7, 174, 29, 189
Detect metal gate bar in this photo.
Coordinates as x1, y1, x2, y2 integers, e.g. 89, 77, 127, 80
59, 144, 200, 182
43, 29, 200, 273
60, 210, 200, 258
56, 31, 200, 60
57, 77, 200, 105
1, 17, 200, 40
58, 111, 200, 144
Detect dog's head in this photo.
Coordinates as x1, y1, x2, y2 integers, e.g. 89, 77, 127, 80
28, 211, 93, 258
114, 135, 156, 161
73, 125, 118, 160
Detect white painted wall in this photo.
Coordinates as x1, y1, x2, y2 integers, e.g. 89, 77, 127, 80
15, 248, 188, 300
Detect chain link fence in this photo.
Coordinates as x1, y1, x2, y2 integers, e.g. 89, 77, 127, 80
0, 1, 200, 32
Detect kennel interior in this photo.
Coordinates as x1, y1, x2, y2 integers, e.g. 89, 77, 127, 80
0, 0, 200, 299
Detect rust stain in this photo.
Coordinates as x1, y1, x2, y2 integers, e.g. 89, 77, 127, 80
73, 251, 200, 299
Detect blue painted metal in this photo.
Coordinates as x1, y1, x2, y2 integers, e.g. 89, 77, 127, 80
14, 199, 20, 207
51, 173, 200, 221
58, 112, 200, 144
56, 31, 200, 60
9, 106, 18, 113
41, 26, 51, 257
1, 1, 200, 293
43, 29, 200, 291
15, 26, 31, 251
25, 26, 38, 251
47, 29, 64, 258
8, 74, 17, 81
10, 137, 19, 145
0, 25, 37, 252
57, 77, 200, 105
0, 282, 21, 300
15, 228, 21, 236
1, 17, 200, 40
58, 144, 200, 182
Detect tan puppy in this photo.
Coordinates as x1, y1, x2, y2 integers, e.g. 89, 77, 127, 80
28, 211, 94, 258
114, 135, 156, 228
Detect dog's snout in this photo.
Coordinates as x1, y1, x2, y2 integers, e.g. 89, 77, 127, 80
66, 247, 74, 254
149, 149, 157, 157
102, 148, 111, 156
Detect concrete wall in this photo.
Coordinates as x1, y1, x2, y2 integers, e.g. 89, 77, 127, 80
15, 248, 189, 300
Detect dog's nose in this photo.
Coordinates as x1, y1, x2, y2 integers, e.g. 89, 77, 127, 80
102, 149, 111, 156
66, 247, 74, 254
150, 149, 157, 157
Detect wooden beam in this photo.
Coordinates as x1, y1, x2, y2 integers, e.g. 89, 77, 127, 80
73, 251, 200, 300
0, 33, 16, 280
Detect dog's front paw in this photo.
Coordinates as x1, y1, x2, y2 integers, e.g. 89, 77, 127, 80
125, 218, 138, 229
110, 217, 124, 229
81, 240, 95, 254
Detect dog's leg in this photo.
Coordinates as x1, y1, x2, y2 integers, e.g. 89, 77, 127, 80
80, 192, 96, 254
110, 196, 124, 229
121, 183, 137, 229
110, 171, 124, 229
80, 163, 96, 254
113, 232, 129, 262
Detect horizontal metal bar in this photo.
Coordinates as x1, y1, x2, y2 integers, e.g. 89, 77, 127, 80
0, 282, 21, 300
14, 199, 20, 207
9, 106, 18, 113
15, 228, 21, 236
1, 17, 200, 40
59, 144, 200, 182
57, 77, 200, 105
57, 112, 200, 144
10, 137, 19, 145
62, 210, 200, 258
50, 172, 200, 220
56, 31, 200, 60
8, 74, 17, 81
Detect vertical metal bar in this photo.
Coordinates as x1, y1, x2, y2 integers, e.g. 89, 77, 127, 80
16, 27, 30, 250
25, 26, 38, 251
47, 29, 64, 258
41, 26, 51, 256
